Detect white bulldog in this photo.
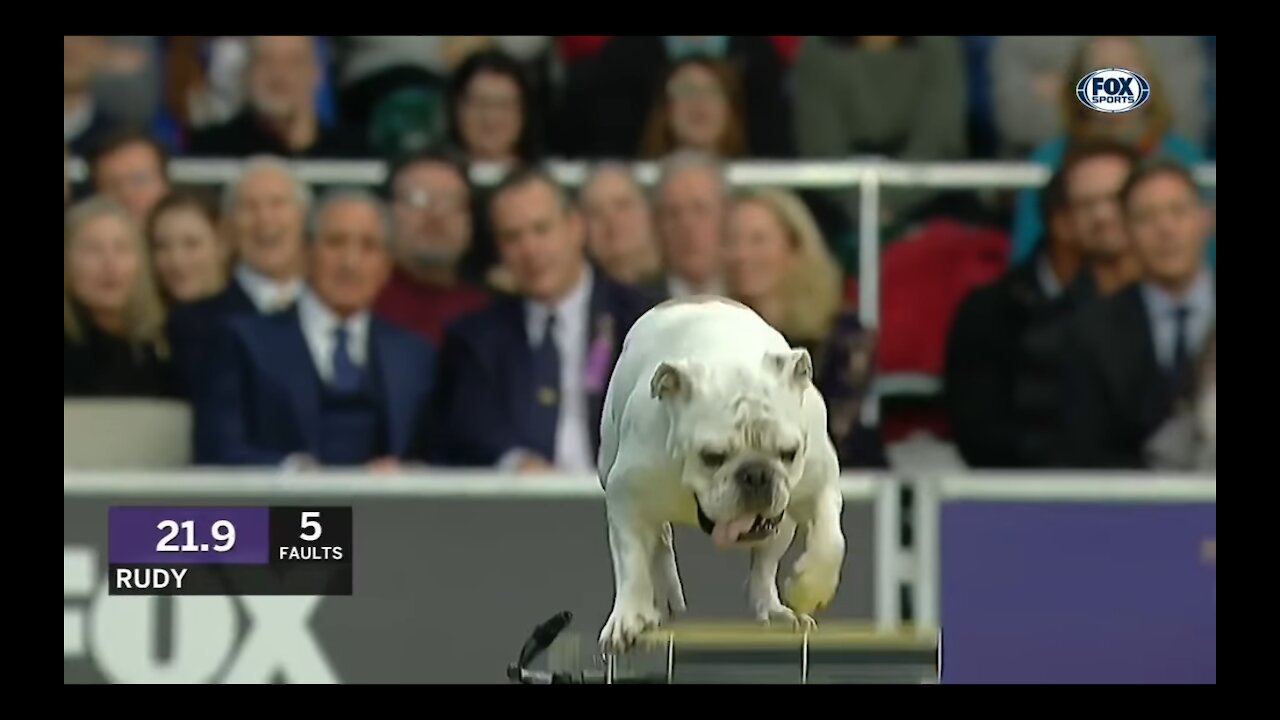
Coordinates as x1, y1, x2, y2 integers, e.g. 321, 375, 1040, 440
596, 296, 846, 653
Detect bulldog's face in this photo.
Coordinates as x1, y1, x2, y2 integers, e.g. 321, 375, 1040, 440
651, 349, 813, 549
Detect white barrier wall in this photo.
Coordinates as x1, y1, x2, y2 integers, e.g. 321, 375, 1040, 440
63, 470, 889, 683
63, 469, 1214, 683
909, 472, 1216, 683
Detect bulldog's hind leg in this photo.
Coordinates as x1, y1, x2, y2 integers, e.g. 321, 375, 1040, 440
652, 522, 686, 618
747, 515, 814, 630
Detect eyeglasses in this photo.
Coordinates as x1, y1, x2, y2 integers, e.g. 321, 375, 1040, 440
395, 188, 467, 214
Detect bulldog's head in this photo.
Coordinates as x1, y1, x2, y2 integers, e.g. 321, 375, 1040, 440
651, 348, 813, 549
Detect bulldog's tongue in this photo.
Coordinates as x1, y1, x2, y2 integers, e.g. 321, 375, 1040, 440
712, 514, 758, 549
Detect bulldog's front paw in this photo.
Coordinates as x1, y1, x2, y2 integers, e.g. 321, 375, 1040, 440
599, 601, 662, 654
756, 604, 817, 632
783, 551, 841, 616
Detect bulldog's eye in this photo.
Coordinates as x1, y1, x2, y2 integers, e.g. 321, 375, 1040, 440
780, 448, 799, 463
700, 450, 728, 467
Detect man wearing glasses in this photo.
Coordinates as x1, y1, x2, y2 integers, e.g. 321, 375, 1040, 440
373, 149, 491, 346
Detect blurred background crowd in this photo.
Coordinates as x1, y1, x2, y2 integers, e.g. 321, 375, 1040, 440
63, 35, 1217, 474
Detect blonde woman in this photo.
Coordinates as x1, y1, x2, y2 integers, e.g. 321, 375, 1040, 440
723, 188, 885, 467
64, 196, 177, 398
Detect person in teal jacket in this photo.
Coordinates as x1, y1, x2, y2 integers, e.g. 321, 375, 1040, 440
1009, 36, 1215, 269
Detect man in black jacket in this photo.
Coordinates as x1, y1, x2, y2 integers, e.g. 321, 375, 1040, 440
944, 166, 1078, 467
945, 140, 1144, 467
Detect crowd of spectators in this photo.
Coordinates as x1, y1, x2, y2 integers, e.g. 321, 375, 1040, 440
64, 36, 1217, 473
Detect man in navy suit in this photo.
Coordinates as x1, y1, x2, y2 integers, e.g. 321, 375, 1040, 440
168, 156, 311, 400
1060, 159, 1216, 468
195, 188, 436, 468
430, 167, 655, 472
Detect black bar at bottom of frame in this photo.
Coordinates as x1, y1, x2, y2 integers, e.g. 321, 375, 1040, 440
107, 562, 353, 596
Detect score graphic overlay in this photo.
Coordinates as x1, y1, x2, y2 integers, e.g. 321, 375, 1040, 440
107, 506, 353, 596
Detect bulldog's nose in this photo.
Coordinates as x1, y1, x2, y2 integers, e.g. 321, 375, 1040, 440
736, 462, 772, 493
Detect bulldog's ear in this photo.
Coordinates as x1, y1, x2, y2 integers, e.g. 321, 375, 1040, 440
765, 349, 814, 388
651, 361, 693, 402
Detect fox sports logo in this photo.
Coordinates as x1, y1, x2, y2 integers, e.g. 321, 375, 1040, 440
1076, 67, 1151, 113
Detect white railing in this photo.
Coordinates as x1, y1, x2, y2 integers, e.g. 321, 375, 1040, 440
60, 468, 885, 500
66, 157, 1219, 191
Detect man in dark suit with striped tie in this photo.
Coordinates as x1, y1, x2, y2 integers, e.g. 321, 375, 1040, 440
194, 188, 436, 468
429, 167, 655, 473
1060, 159, 1215, 468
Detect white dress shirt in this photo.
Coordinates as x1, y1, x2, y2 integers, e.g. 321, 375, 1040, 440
1141, 270, 1215, 372
296, 287, 371, 384
235, 263, 303, 314
499, 265, 597, 473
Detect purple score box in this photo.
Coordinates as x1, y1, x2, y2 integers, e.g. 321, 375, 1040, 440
108, 506, 270, 565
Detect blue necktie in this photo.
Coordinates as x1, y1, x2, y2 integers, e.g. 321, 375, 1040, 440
1170, 306, 1192, 396
529, 314, 560, 461
331, 325, 363, 393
